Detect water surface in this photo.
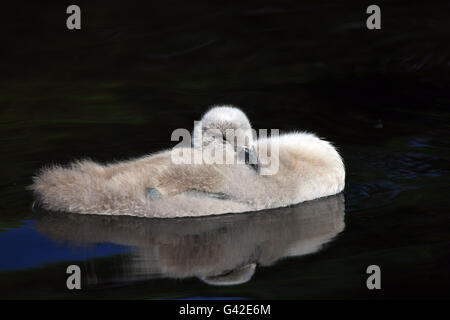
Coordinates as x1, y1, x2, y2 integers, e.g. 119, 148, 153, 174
0, 0, 449, 299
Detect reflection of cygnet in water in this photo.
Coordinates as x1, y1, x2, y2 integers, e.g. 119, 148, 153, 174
34, 194, 345, 286
30, 105, 345, 217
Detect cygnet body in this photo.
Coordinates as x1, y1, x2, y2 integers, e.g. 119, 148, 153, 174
30, 106, 345, 217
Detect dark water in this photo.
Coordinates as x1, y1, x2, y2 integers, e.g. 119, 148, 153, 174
0, 1, 449, 299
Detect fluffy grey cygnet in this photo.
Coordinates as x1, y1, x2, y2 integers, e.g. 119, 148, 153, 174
30, 105, 345, 217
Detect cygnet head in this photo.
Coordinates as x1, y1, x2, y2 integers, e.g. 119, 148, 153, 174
192, 105, 259, 171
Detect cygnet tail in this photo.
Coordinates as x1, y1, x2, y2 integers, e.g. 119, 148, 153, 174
29, 164, 109, 214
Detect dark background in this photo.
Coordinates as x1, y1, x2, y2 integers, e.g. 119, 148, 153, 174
0, 0, 449, 299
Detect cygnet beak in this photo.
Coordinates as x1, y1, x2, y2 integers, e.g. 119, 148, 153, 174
237, 146, 260, 173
